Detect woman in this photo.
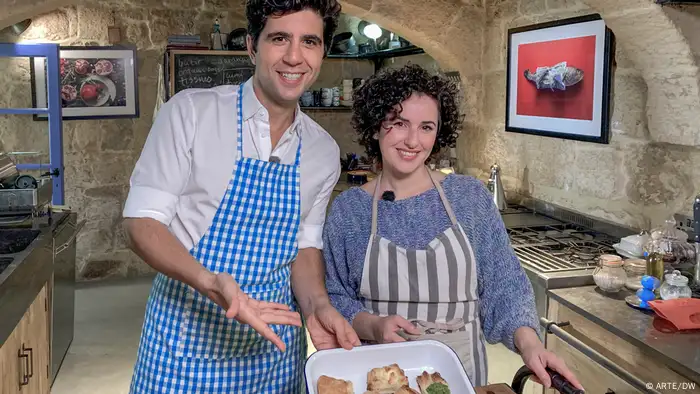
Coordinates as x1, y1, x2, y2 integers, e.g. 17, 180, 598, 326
323, 64, 583, 390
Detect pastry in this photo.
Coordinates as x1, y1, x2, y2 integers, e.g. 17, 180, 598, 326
366, 364, 410, 392
394, 386, 420, 394
416, 371, 450, 394
317, 375, 353, 394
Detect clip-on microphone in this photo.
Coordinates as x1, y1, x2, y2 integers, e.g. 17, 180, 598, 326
381, 191, 395, 202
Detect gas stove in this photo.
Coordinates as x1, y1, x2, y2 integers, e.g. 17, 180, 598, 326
507, 224, 618, 273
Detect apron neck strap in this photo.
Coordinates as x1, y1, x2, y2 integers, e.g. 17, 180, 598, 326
370, 166, 458, 236
236, 84, 244, 158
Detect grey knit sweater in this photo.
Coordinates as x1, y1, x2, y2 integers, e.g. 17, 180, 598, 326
322, 173, 541, 352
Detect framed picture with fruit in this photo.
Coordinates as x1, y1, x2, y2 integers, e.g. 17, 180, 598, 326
30, 45, 139, 120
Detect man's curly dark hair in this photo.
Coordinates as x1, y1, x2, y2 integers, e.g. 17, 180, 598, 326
246, 0, 341, 56
351, 64, 463, 161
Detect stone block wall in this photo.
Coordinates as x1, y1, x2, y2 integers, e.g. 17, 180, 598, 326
0, 1, 373, 281
1, 0, 700, 282
458, 0, 700, 231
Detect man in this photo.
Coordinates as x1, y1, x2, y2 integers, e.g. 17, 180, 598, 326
122, 0, 359, 392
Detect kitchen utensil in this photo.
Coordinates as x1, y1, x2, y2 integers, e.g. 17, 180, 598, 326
618, 232, 649, 257
593, 254, 627, 292
613, 243, 643, 258
0, 153, 19, 188
659, 270, 693, 300
624, 258, 646, 290
14, 175, 37, 189
625, 294, 654, 310
487, 163, 507, 211
304, 340, 477, 394
226, 28, 247, 50
512, 366, 584, 394
636, 275, 660, 308
330, 32, 356, 54
346, 170, 369, 185
647, 298, 700, 331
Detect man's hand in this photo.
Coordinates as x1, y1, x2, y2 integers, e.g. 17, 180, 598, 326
305, 302, 361, 351
203, 272, 302, 352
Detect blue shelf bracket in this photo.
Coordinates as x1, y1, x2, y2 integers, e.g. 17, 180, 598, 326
0, 43, 64, 206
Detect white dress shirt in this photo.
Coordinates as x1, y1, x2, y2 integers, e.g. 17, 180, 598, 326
123, 78, 341, 251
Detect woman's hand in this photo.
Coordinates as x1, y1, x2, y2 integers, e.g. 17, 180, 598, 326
202, 272, 302, 352
515, 327, 583, 390
372, 315, 422, 343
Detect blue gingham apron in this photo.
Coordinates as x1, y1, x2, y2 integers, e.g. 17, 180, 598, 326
129, 84, 306, 393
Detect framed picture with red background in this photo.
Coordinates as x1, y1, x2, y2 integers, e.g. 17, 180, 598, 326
505, 14, 616, 144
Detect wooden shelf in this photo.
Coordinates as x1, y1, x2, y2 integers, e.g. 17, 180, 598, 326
326, 45, 425, 60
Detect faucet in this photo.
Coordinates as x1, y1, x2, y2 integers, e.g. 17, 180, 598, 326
487, 163, 507, 211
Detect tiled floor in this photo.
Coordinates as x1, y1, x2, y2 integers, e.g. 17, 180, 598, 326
51, 276, 536, 393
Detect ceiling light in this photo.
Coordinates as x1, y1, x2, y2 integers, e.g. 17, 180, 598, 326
362, 24, 382, 40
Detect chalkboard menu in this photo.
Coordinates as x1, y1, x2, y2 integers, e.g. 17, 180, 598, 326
167, 50, 255, 97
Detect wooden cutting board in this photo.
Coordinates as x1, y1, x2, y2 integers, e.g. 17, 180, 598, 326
476, 383, 517, 394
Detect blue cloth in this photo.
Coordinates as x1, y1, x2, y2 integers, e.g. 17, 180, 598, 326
129, 85, 305, 393
323, 173, 541, 352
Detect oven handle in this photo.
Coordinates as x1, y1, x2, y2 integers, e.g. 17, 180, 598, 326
540, 317, 661, 394
55, 220, 86, 255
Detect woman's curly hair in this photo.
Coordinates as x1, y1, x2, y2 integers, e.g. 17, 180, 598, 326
351, 63, 463, 161
246, 0, 341, 56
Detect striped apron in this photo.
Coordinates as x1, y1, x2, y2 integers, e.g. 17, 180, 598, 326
359, 169, 488, 387
129, 84, 306, 393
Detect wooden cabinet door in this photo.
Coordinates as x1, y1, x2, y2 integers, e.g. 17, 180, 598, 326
23, 284, 50, 394
0, 283, 50, 394
0, 320, 24, 394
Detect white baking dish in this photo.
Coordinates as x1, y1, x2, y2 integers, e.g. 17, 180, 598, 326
304, 339, 477, 394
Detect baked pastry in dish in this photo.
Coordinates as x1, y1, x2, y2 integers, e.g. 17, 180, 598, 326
317, 375, 354, 394
366, 363, 410, 392
416, 371, 451, 393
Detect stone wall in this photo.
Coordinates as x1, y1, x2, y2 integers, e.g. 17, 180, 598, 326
0, 1, 373, 281
460, 0, 700, 232
2, 0, 700, 282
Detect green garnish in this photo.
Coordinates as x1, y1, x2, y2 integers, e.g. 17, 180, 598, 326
426, 382, 451, 394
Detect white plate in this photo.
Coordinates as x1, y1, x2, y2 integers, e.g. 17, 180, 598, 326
304, 340, 476, 394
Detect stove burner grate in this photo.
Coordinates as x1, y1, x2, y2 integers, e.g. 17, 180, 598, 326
508, 224, 616, 272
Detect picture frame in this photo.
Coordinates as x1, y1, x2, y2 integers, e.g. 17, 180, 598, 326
505, 14, 615, 144
30, 45, 139, 120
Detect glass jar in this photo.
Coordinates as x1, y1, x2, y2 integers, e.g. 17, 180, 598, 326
659, 270, 693, 300
644, 218, 691, 270
593, 254, 627, 292
624, 259, 647, 290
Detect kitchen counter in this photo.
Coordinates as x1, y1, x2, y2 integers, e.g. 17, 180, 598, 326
0, 212, 68, 346
548, 285, 700, 384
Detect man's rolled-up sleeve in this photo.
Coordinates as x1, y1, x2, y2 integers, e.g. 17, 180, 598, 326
123, 92, 195, 225
297, 142, 340, 250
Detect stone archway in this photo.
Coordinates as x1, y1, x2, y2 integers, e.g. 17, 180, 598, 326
338, 0, 700, 148
1, 0, 698, 147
